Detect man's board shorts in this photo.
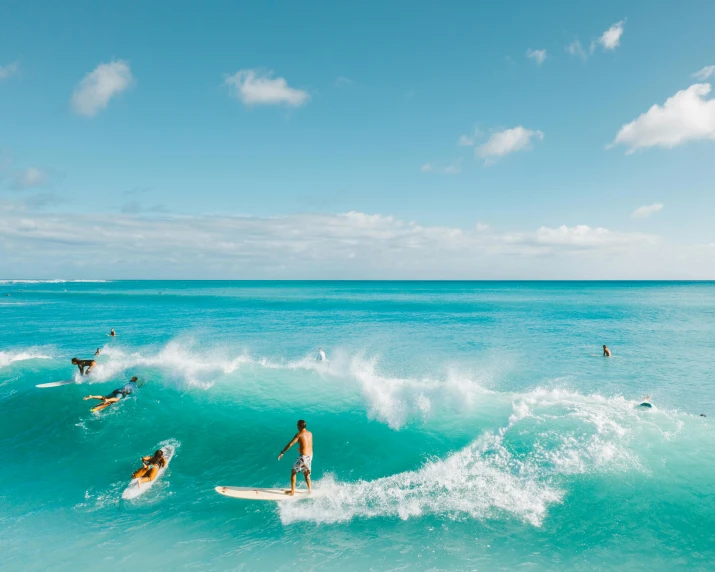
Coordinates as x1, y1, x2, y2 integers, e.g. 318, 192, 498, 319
107, 389, 125, 400
292, 455, 312, 474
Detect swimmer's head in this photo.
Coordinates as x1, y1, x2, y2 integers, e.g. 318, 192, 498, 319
154, 450, 164, 459
297, 419, 307, 430
71, 358, 78, 364
130, 376, 138, 382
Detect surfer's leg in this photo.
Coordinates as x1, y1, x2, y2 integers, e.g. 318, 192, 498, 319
303, 470, 311, 492
83, 395, 104, 400
285, 471, 297, 495
139, 466, 159, 484
132, 467, 149, 479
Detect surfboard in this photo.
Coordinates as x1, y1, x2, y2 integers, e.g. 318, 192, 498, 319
36, 380, 79, 388
122, 444, 175, 500
215, 486, 323, 501
638, 402, 653, 408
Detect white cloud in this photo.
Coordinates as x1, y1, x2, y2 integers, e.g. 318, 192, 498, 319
0, 61, 19, 80
693, 65, 715, 81
71, 60, 133, 117
458, 127, 481, 147
631, 203, 663, 219
0, 211, 675, 279
567, 40, 588, 60
611, 83, 715, 152
598, 20, 625, 50
11, 167, 47, 190
526, 49, 547, 66
224, 69, 309, 107
476, 126, 544, 165
421, 159, 461, 174
334, 76, 354, 88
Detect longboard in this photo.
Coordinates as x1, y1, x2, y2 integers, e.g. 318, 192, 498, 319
215, 486, 323, 501
122, 444, 175, 500
36, 380, 79, 388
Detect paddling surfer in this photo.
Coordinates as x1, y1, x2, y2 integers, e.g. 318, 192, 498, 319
109, 329, 116, 337
278, 420, 313, 495
83, 376, 139, 412
71, 357, 96, 375
131, 449, 166, 488
603, 345, 612, 357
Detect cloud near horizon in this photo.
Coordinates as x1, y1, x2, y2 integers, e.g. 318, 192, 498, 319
225, 69, 309, 106
71, 60, 134, 117
611, 83, 715, 152
0, 210, 696, 280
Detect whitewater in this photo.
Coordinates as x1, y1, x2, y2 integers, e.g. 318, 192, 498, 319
0, 281, 713, 571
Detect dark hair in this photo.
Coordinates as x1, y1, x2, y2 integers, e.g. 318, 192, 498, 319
154, 449, 164, 458
297, 420, 307, 430
72, 357, 78, 363
131, 376, 138, 382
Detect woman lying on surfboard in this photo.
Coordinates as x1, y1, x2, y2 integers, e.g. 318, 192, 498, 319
131, 450, 166, 488
83, 376, 139, 412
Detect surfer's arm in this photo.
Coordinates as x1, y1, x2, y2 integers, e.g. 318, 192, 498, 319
278, 434, 300, 460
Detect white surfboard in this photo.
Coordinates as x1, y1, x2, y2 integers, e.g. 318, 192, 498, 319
122, 444, 175, 500
36, 380, 79, 388
215, 486, 323, 501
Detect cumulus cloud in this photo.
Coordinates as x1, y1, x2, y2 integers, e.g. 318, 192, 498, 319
0, 61, 19, 80
476, 126, 544, 165
526, 49, 547, 66
693, 65, 715, 81
10, 167, 47, 190
224, 69, 309, 107
631, 203, 663, 219
0, 210, 675, 279
611, 83, 715, 152
597, 20, 625, 50
71, 60, 133, 117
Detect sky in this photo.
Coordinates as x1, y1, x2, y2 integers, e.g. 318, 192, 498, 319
1, 0, 715, 279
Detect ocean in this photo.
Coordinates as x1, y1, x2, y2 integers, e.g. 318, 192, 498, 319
0, 280, 713, 571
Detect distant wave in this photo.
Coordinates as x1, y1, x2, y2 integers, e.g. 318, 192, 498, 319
0, 349, 52, 368
0, 279, 110, 284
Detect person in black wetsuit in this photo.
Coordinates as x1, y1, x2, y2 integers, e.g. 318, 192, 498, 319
71, 357, 96, 375
83, 376, 139, 412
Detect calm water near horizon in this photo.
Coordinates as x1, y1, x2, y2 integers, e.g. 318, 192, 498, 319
1, 280, 714, 570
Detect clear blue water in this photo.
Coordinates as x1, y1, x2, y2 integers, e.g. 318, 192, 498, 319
1, 281, 714, 571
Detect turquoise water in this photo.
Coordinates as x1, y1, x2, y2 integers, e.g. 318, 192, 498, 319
1, 281, 714, 571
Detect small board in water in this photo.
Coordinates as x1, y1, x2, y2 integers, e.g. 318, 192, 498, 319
215, 486, 322, 501
36, 380, 79, 388
638, 402, 653, 408
122, 445, 175, 500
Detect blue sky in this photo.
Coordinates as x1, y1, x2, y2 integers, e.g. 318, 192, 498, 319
1, 1, 715, 279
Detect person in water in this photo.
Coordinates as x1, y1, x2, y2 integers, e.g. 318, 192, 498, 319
318, 348, 326, 361
71, 357, 96, 375
83, 376, 139, 412
109, 329, 116, 337
131, 449, 166, 488
94, 348, 102, 356
603, 345, 612, 357
278, 419, 313, 495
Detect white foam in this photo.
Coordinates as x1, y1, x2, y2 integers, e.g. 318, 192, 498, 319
0, 349, 52, 368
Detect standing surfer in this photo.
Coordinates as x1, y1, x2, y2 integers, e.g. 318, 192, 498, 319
603, 345, 612, 357
278, 420, 313, 496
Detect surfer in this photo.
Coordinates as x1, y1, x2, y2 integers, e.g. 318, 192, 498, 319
109, 329, 116, 337
318, 348, 326, 361
131, 449, 166, 488
94, 348, 101, 356
83, 376, 139, 412
603, 345, 612, 357
278, 419, 313, 496
71, 357, 96, 375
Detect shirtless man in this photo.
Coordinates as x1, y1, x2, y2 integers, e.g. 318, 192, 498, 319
278, 420, 313, 495
603, 345, 612, 357
109, 329, 116, 337
71, 357, 96, 375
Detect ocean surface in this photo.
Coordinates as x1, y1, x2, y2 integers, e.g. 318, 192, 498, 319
0, 280, 714, 571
